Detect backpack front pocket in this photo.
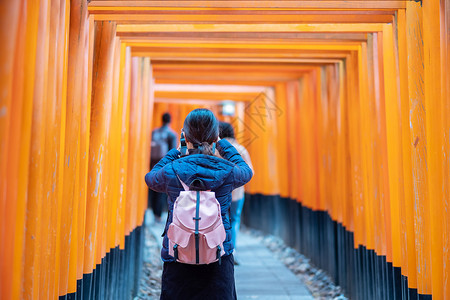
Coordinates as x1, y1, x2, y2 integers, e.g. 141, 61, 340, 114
167, 223, 191, 248
168, 222, 226, 264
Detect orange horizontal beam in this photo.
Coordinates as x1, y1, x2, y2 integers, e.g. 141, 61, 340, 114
154, 98, 226, 105
153, 69, 310, 78
150, 57, 343, 64
93, 13, 393, 24
88, 1, 406, 9
153, 74, 309, 82
154, 91, 258, 101
126, 42, 361, 51
155, 83, 269, 92
152, 65, 313, 74
152, 63, 314, 71
154, 78, 285, 86
91, 9, 395, 15
117, 23, 384, 33
131, 51, 350, 59
117, 32, 369, 42
91, 9, 396, 14
130, 49, 352, 58
121, 38, 368, 45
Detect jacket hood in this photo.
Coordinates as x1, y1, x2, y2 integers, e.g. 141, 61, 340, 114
172, 154, 235, 190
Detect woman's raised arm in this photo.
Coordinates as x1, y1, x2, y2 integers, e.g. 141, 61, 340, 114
145, 148, 180, 193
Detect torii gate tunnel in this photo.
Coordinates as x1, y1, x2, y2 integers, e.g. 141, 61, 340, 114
1, 1, 449, 299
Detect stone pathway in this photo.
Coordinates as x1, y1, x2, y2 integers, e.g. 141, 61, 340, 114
234, 230, 313, 300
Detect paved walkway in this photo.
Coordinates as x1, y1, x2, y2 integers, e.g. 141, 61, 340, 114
145, 211, 313, 299
234, 231, 313, 299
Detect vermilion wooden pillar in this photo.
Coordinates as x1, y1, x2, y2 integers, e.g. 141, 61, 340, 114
83, 19, 116, 278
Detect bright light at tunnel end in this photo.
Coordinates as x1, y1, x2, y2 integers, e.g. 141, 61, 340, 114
220, 100, 236, 116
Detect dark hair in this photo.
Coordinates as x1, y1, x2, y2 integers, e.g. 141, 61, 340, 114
183, 108, 219, 155
162, 113, 171, 125
219, 122, 235, 139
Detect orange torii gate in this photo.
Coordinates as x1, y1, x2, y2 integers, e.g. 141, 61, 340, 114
0, 1, 449, 299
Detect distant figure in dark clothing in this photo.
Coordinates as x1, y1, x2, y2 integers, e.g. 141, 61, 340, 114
149, 113, 177, 221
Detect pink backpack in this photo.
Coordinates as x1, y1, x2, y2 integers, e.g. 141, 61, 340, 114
167, 177, 226, 264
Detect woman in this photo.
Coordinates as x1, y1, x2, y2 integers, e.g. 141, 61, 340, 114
145, 108, 253, 300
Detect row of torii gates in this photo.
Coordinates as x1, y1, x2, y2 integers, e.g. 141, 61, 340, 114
1, 1, 449, 299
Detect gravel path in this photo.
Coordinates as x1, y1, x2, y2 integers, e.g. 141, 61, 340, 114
136, 212, 163, 299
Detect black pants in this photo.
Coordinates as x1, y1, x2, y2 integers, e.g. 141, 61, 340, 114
160, 254, 237, 300
148, 189, 167, 218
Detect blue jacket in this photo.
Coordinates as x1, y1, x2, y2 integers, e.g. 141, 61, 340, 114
145, 139, 253, 262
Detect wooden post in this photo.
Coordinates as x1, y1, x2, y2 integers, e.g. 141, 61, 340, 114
83, 19, 116, 275
423, 0, 445, 298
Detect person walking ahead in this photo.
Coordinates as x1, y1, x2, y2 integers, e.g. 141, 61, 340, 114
149, 113, 177, 222
145, 108, 253, 300
219, 122, 253, 263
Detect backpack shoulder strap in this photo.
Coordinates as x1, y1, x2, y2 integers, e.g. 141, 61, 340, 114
176, 175, 189, 191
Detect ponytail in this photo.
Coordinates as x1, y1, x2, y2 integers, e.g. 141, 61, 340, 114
189, 141, 215, 155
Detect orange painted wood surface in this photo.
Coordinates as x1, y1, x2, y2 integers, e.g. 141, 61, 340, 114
1, 1, 450, 299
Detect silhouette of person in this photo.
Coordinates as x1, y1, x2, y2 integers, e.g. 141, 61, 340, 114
149, 113, 177, 222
